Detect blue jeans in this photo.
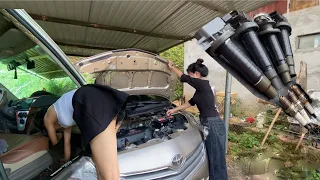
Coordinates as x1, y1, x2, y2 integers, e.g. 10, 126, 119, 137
201, 116, 228, 180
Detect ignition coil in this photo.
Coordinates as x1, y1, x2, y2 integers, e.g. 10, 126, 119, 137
288, 90, 311, 123
291, 85, 317, 118
222, 11, 283, 90
195, 17, 278, 99
254, 13, 291, 85
269, 11, 296, 78
279, 96, 313, 131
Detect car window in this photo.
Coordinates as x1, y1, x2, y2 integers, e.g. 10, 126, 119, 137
0, 45, 77, 98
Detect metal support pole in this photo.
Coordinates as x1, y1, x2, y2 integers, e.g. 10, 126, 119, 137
224, 71, 232, 154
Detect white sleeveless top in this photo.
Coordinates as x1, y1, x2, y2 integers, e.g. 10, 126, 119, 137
53, 89, 77, 128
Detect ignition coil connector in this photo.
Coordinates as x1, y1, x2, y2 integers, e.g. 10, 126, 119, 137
270, 11, 296, 78
254, 13, 291, 85
222, 11, 283, 90
195, 17, 278, 99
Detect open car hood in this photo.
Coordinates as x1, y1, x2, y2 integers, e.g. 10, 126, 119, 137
75, 49, 175, 100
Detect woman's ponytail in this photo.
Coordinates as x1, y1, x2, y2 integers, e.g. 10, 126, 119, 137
187, 58, 209, 77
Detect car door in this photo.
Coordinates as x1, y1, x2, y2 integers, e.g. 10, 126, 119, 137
0, 8, 86, 180
0, 160, 9, 180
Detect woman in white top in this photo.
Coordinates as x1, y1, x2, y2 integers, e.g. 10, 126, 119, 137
44, 84, 128, 180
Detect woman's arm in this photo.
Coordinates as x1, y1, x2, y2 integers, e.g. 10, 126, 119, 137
44, 106, 61, 145
168, 61, 202, 90
168, 61, 183, 78
166, 102, 191, 116
63, 127, 72, 161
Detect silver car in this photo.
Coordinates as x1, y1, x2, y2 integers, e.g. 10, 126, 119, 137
0, 9, 209, 180
73, 50, 209, 180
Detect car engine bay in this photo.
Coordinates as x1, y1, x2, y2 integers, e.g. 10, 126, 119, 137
116, 99, 189, 151
117, 112, 188, 151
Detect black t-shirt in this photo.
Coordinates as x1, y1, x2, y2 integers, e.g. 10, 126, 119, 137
180, 74, 219, 118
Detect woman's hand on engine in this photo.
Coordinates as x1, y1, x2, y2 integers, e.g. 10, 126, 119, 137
166, 109, 176, 116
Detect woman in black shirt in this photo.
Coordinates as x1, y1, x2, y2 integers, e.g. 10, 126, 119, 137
166, 59, 228, 180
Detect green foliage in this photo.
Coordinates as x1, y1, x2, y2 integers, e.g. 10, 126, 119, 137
0, 63, 76, 98
228, 131, 260, 149
82, 73, 96, 84
306, 171, 320, 180
43, 78, 77, 96
228, 132, 238, 142
230, 98, 245, 118
238, 133, 259, 149
265, 107, 289, 130
268, 132, 278, 144
160, 45, 184, 71
160, 45, 184, 100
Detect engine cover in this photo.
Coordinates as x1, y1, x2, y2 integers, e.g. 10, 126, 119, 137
117, 127, 152, 149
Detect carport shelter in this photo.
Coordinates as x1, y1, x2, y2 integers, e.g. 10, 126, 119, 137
2, 0, 276, 58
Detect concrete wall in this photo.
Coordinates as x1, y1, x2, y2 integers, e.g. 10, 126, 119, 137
286, 5, 320, 90
183, 5, 320, 109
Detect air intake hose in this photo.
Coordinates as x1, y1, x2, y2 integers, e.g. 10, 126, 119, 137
222, 11, 283, 90
269, 11, 296, 78
195, 17, 277, 99
254, 13, 291, 85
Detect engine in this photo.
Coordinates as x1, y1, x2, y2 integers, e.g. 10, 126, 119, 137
116, 112, 188, 151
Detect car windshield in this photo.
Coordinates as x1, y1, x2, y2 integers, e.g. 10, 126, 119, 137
0, 45, 77, 99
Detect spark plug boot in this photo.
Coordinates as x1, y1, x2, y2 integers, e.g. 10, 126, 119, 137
269, 11, 296, 78
254, 13, 291, 84
196, 17, 278, 99
222, 11, 283, 90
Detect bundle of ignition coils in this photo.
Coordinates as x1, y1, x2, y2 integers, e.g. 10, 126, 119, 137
195, 11, 318, 132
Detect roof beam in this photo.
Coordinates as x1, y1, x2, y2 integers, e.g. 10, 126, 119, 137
189, 1, 229, 14
56, 42, 113, 56
56, 41, 115, 51
29, 14, 191, 41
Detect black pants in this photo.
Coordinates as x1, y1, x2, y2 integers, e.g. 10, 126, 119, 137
201, 116, 228, 180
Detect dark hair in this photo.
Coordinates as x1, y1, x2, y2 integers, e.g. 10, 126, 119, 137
186, 58, 208, 77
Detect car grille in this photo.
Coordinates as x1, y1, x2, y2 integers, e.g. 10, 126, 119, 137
121, 142, 206, 180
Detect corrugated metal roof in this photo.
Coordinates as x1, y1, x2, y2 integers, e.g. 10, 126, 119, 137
134, 36, 181, 52
152, 2, 221, 36
1, 1, 276, 55
88, 1, 185, 32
